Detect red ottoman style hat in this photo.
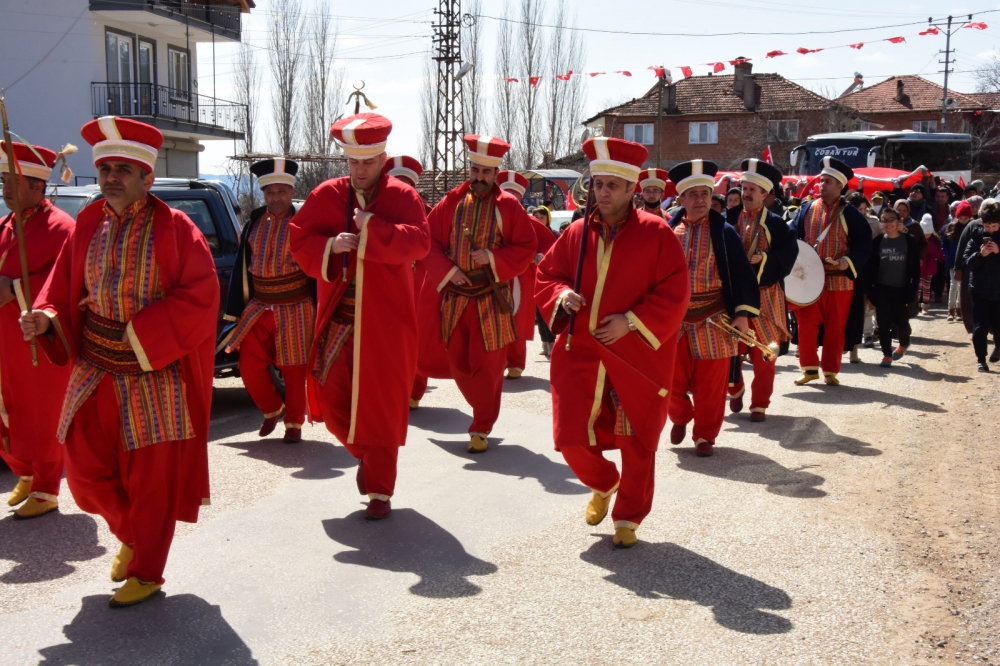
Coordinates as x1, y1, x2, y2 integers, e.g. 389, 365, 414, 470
0, 141, 58, 181
81, 116, 163, 171
496, 170, 529, 197
638, 167, 669, 191
582, 137, 647, 183
464, 134, 510, 168
383, 155, 423, 185
331, 113, 392, 159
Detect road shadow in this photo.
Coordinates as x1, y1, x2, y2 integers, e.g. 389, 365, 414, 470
0, 513, 106, 583
908, 335, 967, 348
580, 537, 793, 634
840, 361, 969, 384
669, 447, 826, 498
217, 438, 357, 480
783, 386, 945, 413
323, 508, 498, 598
428, 438, 588, 495
502, 375, 551, 394
37, 594, 257, 665
408, 406, 471, 435
746, 414, 882, 457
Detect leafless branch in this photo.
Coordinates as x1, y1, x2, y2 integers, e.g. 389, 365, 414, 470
269, 0, 304, 155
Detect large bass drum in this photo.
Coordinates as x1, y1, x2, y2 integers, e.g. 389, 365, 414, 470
785, 240, 825, 307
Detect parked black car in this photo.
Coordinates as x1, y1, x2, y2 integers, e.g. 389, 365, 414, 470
0, 179, 244, 376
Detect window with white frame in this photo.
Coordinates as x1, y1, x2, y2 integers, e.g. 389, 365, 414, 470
624, 123, 654, 145
913, 120, 937, 133
688, 122, 718, 144
767, 119, 799, 142
168, 46, 190, 101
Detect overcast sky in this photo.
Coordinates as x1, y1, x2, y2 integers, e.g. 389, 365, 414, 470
197, 0, 1000, 175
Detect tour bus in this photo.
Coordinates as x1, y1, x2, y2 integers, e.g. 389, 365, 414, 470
790, 130, 973, 184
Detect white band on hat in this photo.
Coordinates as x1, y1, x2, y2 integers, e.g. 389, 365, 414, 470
0, 156, 51, 181
499, 182, 526, 197
468, 151, 503, 168
675, 174, 715, 194
590, 159, 641, 183
640, 177, 666, 190
388, 166, 419, 185
740, 171, 773, 193
92, 139, 158, 171
820, 167, 848, 186
258, 172, 296, 188
340, 142, 387, 159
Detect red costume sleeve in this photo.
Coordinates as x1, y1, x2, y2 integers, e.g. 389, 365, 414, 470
127, 208, 220, 372
623, 230, 689, 350
535, 220, 580, 335
33, 226, 83, 366
289, 180, 342, 284
357, 185, 430, 265
533, 218, 557, 255
488, 195, 536, 282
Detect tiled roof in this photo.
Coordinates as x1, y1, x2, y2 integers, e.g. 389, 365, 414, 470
584, 72, 830, 122
838, 75, 985, 114
967, 92, 1000, 110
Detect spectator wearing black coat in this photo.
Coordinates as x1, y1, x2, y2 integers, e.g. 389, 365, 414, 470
963, 199, 1000, 372
865, 208, 920, 367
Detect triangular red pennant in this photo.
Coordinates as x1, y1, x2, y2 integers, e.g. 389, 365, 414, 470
729, 58, 750, 65
766, 50, 787, 58
529, 76, 540, 87
588, 72, 605, 77
710, 62, 725, 73
966, 22, 988, 30
616, 70, 632, 77
504, 77, 519, 83
648, 66, 666, 78
556, 71, 572, 81
850, 43, 864, 49
886, 36, 906, 43
797, 47, 823, 55
680, 66, 693, 78
919, 27, 940, 35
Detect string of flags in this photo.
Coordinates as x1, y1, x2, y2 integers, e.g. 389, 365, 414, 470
498, 21, 988, 86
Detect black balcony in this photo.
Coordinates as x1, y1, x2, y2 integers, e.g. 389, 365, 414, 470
89, 1, 242, 40
92, 82, 246, 141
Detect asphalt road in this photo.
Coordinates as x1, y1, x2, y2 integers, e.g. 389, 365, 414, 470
0, 313, 990, 665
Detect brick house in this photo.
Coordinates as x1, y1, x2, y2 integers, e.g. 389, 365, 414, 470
582, 61, 832, 172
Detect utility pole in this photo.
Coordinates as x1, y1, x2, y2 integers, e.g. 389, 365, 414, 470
930, 14, 973, 132
656, 66, 665, 168
431, 0, 466, 201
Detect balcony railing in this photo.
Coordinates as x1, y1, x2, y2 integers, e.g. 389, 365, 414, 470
90, 1, 242, 37
92, 82, 246, 137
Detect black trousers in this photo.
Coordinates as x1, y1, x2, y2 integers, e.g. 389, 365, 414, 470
972, 295, 1000, 359
875, 284, 912, 357
535, 307, 555, 344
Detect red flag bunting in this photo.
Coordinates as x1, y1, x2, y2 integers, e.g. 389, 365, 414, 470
616, 70, 632, 77
886, 36, 906, 43
648, 66, 666, 77
765, 50, 786, 58
919, 27, 940, 35
556, 71, 572, 81
960, 175, 967, 188
797, 47, 823, 54
850, 43, 864, 49
729, 58, 750, 65
966, 22, 988, 30
589, 72, 604, 77
762, 146, 774, 165
529, 76, 540, 87
680, 66, 693, 78
504, 77, 519, 83
710, 62, 725, 73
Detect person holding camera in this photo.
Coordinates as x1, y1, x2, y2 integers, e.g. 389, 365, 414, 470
963, 199, 1000, 372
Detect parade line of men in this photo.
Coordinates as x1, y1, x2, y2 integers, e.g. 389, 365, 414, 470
4, 111, 872, 607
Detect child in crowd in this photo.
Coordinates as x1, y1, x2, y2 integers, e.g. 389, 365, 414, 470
865, 207, 920, 368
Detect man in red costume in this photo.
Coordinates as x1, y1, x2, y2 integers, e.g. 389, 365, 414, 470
290, 114, 430, 520
419, 135, 536, 453
20, 116, 218, 607
496, 169, 556, 378
636, 167, 670, 219
0, 141, 73, 519
220, 158, 313, 443
666, 160, 760, 458
725, 159, 798, 422
789, 156, 872, 386
536, 137, 688, 548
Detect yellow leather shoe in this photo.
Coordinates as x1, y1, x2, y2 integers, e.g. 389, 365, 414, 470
13, 498, 57, 520
585, 488, 616, 526
111, 543, 134, 582
824, 372, 840, 386
613, 527, 638, 548
7, 477, 32, 506
794, 371, 820, 386
109, 577, 161, 608
506, 368, 522, 379
409, 398, 420, 409
468, 434, 488, 453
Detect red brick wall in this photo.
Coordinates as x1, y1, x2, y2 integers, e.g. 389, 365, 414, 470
603, 110, 829, 172
864, 111, 958, 132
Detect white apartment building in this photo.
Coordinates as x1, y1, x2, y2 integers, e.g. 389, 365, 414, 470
0, 0, 251, 182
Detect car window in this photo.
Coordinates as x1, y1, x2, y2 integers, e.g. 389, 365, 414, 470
167, 198, 221, 256
48, 195, 92, 220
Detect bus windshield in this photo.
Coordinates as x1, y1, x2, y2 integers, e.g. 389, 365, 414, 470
882, 140, 972, 174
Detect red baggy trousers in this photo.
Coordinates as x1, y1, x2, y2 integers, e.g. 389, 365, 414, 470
727, 345, 776, 412
795, 289, 854, 375
669, 335, 730, 444
505, 339, 527, 372
65, 375, 195, 584
0, 449, 62, 500
562, 435, 656, 529
318, 335, 400, 499
238, 310, 307, 427
446, 304, 507, 435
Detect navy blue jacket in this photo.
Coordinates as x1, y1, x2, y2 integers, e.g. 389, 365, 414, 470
790, 198, 872, 282
964, 226, 1000, 301
726, 206, 798, 289
669, 208, 761, 318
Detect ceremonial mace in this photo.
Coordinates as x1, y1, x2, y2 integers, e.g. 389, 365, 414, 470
0, 90, 37, 366
565, 176, 595, 351
341, 82, 378, 282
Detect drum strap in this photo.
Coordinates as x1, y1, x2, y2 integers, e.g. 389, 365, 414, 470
812, 203, 842, 251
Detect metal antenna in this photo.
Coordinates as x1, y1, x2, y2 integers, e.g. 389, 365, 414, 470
431, 0, 466, 200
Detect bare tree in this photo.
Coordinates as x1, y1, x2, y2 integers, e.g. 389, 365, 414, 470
269, 0, 304, 154
226, 39, 262, 215
512, 0, 546, 169
297, 1, 345, 196
461, 0, 485, 134
491, 4, 519, 160
975, 55, 1000, 93
542, 0, 586, 161
419, 54, 436, 168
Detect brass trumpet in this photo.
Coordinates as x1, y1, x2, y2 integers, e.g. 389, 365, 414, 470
707, 315, 780, 362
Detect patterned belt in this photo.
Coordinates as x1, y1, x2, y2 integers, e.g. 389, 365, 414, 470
446, 268, 496, 299
254, 271, 310, 305
684, 288, 726, 324
80, 312, 143, 375
332, 282, 356, 324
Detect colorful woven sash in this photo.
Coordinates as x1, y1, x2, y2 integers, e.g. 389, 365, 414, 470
253, 270, 310, 305
333, 281, 357, 324
684, 288, 726, 323
80, 313, 143, 375
445, 268, 495, 299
